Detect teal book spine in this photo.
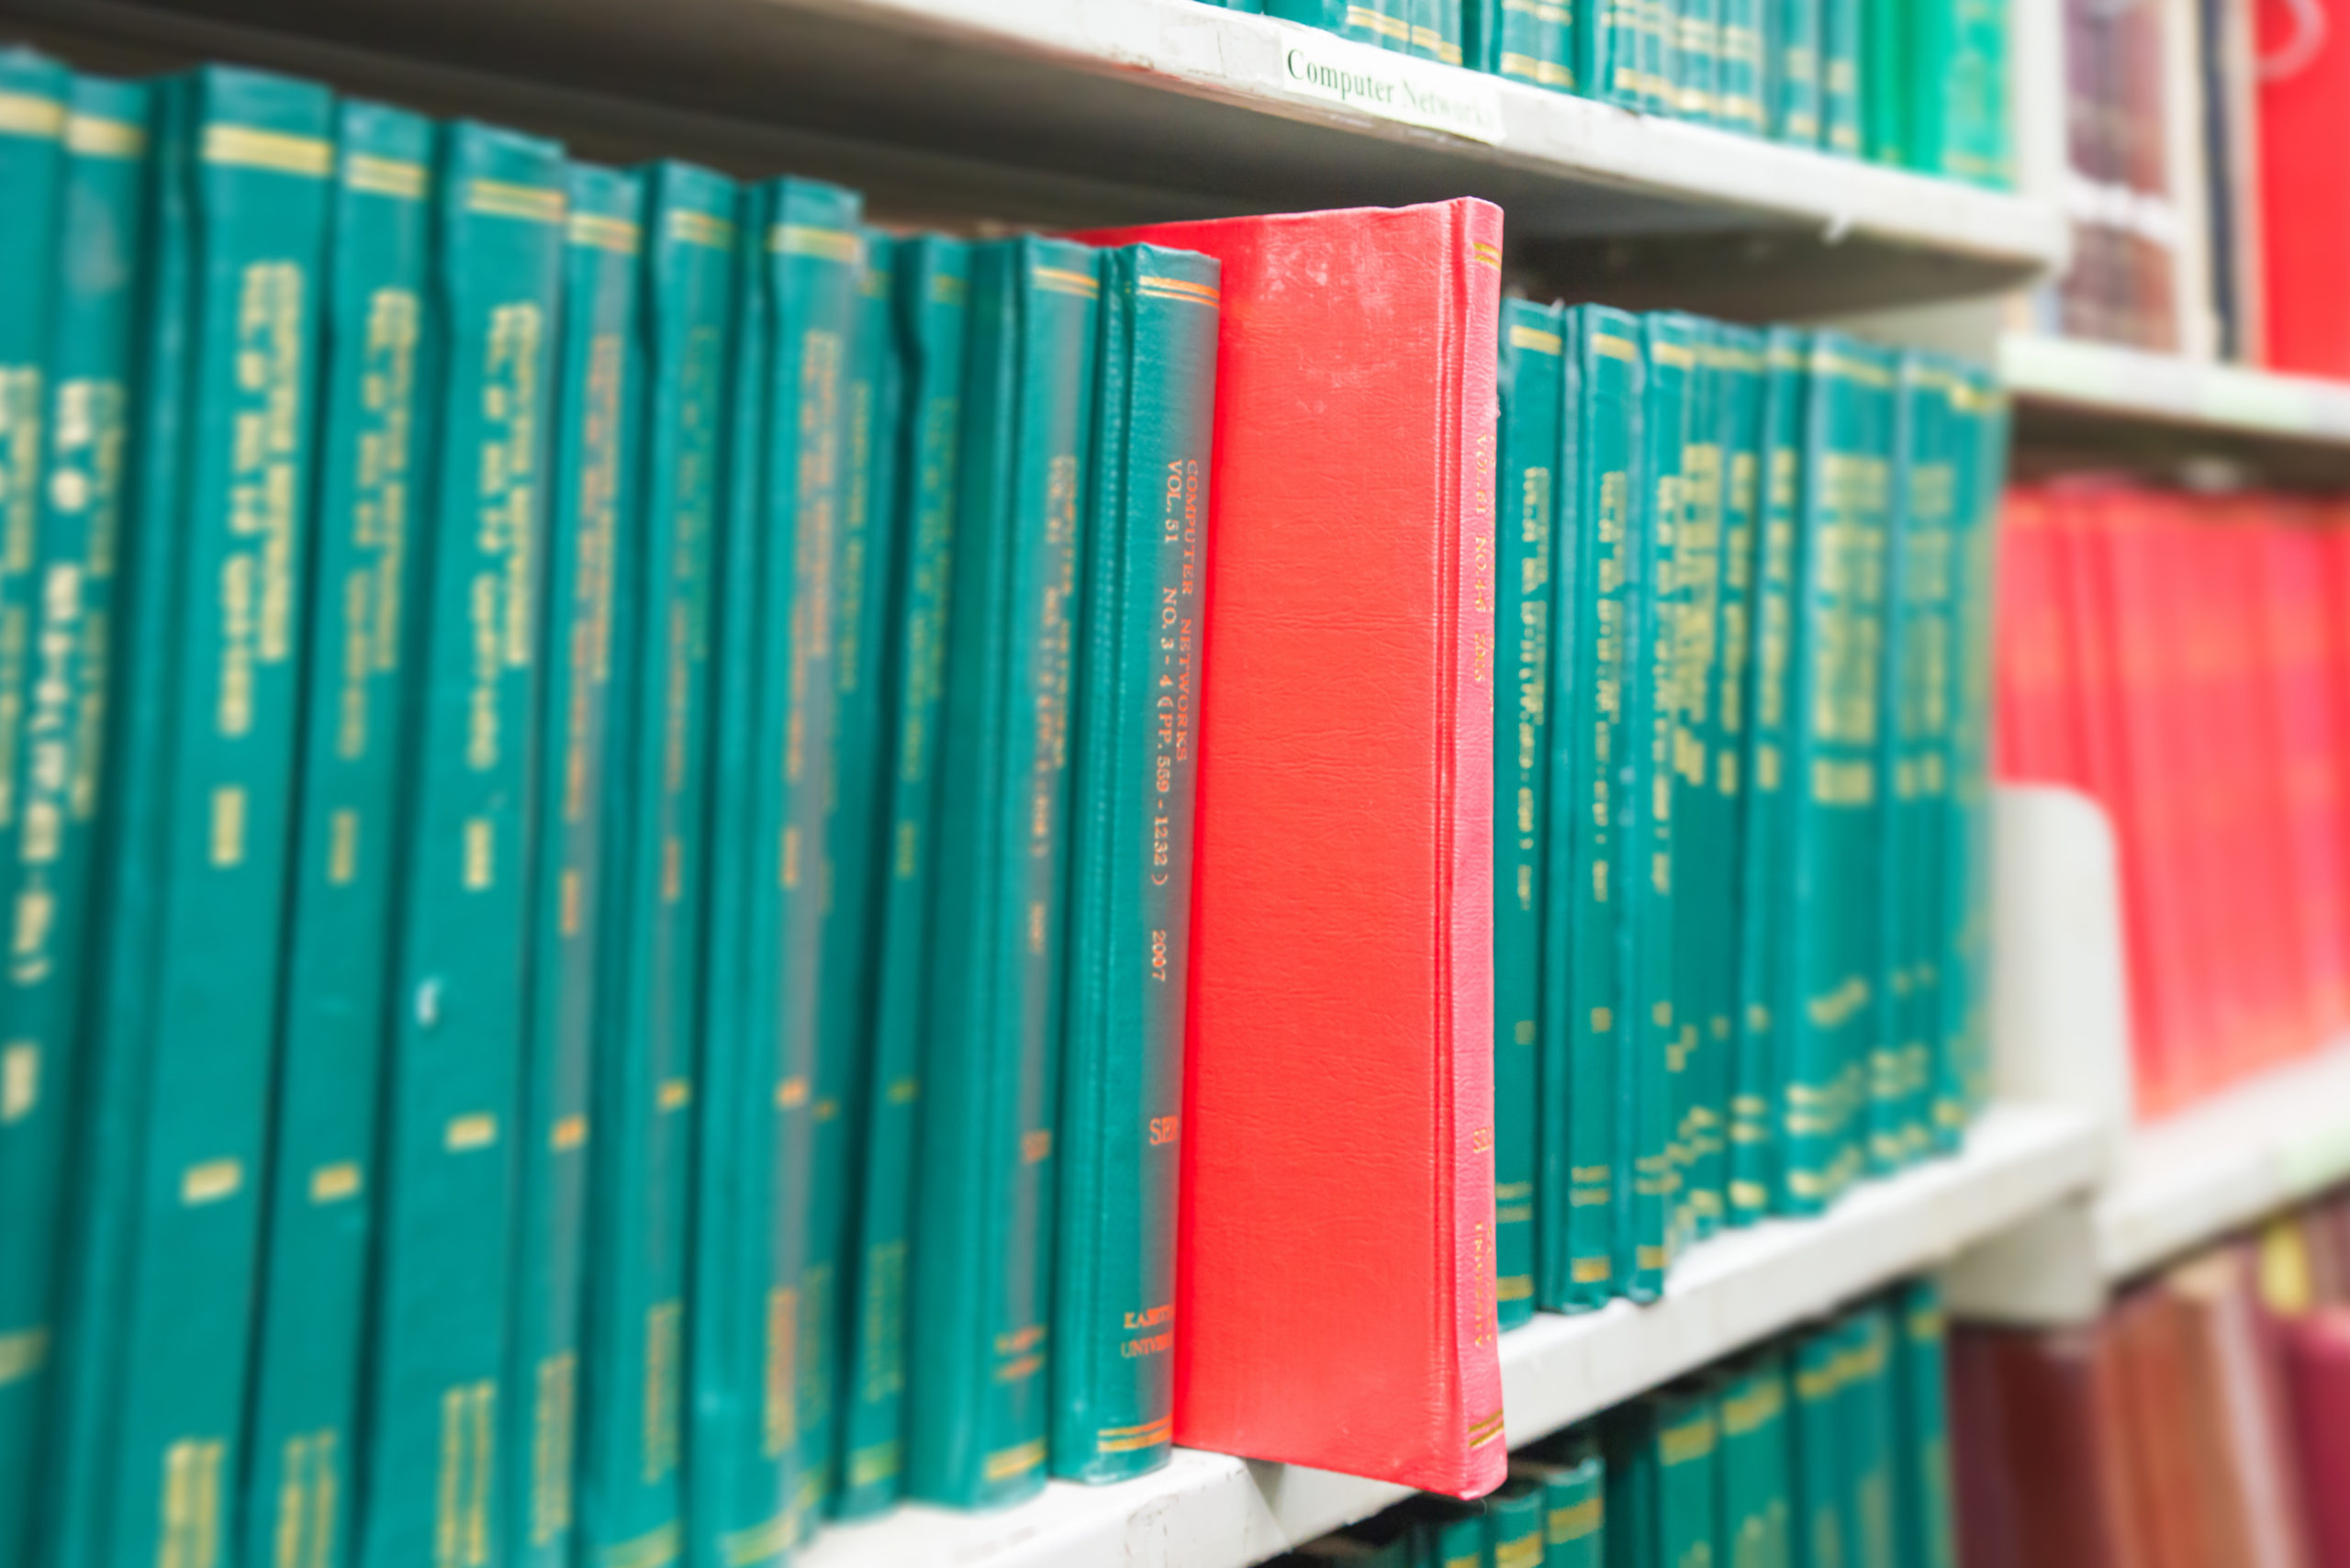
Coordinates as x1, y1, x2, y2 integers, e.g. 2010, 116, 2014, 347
1948, 0, 2009, 186
0, 49, 80, 1566
685, 177, 776, 1568
74, 68, 334, 1568
1939, 372, 2006, 1132
1547, 307, 1636, 1311
1720, 1353, 1793, 1568
1640, 0, 1679, 113
1790, 1327, 1848, 1568
804, 229, 904, 1512
1864, 358, 1916, 1182
241, 100, 433, 1568
1769, 0, 1820, 143
1496, 299, 1564, 1330
579, 161, 730, 1568
1600, 1402, 1659, 1568
1784, 334, 1892, 1217
1678, 0, 1721, 122
1860, 0, 1906, 165
1707, 328, 1765, 1233
1368, 0, 1417, 50
1841, 1310, 1897, 1568
1669, 320, 1726, 1254
39, 73, 167, 1568
689, 175, 861, 1568
907, 236, 1097, 1509
1718, 0, 1765, 131
1530, 1434, 1605, 1567
765, 180, 864, 1547
1892, 1282, 1954, 1568
1466, 0, 1504, 73
1489, 1476, 1547, 1568
1264, 0, 1358, 31
361, 120, 565, 1568
1533, 305, 1583, 1315
1729, 329, 1805, 1222
1619, 313, 1687, 1301
835, 234, 972, 1518
1054, 244, 1216, 1482
1415, 1500, 1491, 1568
1819, 0, 1861, 154
1657, 1388, 1722, 1568
511, 161, 641, 1568
1589, 0, 1633, 101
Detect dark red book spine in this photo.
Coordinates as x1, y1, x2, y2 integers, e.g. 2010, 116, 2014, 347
2283, 1310, 2350, 1568
1077, 201, 1507, 1497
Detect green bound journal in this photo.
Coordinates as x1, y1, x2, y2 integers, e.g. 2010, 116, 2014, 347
1600, 1402, 1657, 1568
361, 119, 565, 1568
1860, 0, 1906, 165
1678, 0, 1721, 122
1720, 1352, 1793, 1568
39, 72, 166, 1568
1519, 1430, 1605, 1567
1054, 244, 1217, 1482
1790, 1326, 1848, 1568
1485, 0, 1573, 87
0, 50, 90, 1566
1411, 1497, 1490, 1568
1770, 0, 1820, 143
1708, 328, 1765, 1231
804, 228, 905, 1514
1545, 307, 1635, 1312
1730, 329, 1806, 1221
1658, 1386, 1722, 1568
242, 98, 433, 1568
907, 236, 1097, 1508
835, 234, 973, 1518
692, 174, 862, 1568
685, 177, 773, 1568
1841, 1309, 1897, 1568
1488, 1475, 1547, 1568
1893, 1282, 1955, 1568
1784, 334, 1894, 1217
515, 160, 642, 1568
1717, 0, 1765, 131
1670, 320, 1727, 1254
1620, 312, 1689, 1301
57, 68, 334, 1568
1497, 298, 1564, 1330
1819, 0, 1860, 153
1639, 0, 1679, 112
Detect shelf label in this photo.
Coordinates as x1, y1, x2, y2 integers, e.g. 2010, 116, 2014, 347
1269, 24, 1505, 145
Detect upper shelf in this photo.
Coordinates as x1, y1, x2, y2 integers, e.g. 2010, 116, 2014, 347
19, 0, 2065, 318
2003, 333, 2350, 486
799, 1102, 2100, 1568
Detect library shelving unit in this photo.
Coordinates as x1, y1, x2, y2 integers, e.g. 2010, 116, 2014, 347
19, 0, 2063, 318
9, 1, 2092, 1563
2002, 331, 2350, 484
803, 1103, 2102, 1568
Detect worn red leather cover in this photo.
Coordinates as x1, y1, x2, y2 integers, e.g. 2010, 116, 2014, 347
2282, 1310, 2350, 1568
1075, 201, 1506, 1497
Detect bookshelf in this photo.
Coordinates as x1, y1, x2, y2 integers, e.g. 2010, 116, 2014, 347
16, 0, 2065, 317
2003, 332, 2350, 484
803, 1103, 2103, 1568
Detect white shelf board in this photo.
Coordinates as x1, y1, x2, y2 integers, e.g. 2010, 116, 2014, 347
20, 0, 2064, 316
2002, 333, 2350, 483
2095, 1035, 2350, 1283
803, 1102, 2102, 1568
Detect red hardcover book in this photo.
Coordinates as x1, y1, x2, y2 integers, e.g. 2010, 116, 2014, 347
1949, 1326, 2143, 1568
1076, 201, 1507, 1496
2254, 505, 2346, 1041
2169, 1249, 2318, 1568
2282, 1309, 2350, 1568
2258, 0, 2350, 375
1994, 488, 2085, 784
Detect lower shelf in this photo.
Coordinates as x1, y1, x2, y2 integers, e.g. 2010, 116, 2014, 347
802, 1101, 2102, 1568
2096, 1034, 2350, 1283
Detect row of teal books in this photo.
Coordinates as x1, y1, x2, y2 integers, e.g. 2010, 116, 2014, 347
0, 45, 1217, 1568
1486, 309, 2010, 1324
1283, 1279, 1956, 1568
1203, 0, 2011, 184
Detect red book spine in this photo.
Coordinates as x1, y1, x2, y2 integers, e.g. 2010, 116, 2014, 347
1077, 201, 1506, 1497
1995, 488, 2083, 783
2282, 1311, 2350, 1568
2259, 0, 2350, 375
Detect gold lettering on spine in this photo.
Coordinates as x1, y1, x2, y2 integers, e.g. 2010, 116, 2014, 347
467, 303, 541, 777
341, 288, 418, 760
532, 1352, 576, 1544
765, 1286, 799, 1457
219, 263, 306, 753
0, 362, 40, 834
